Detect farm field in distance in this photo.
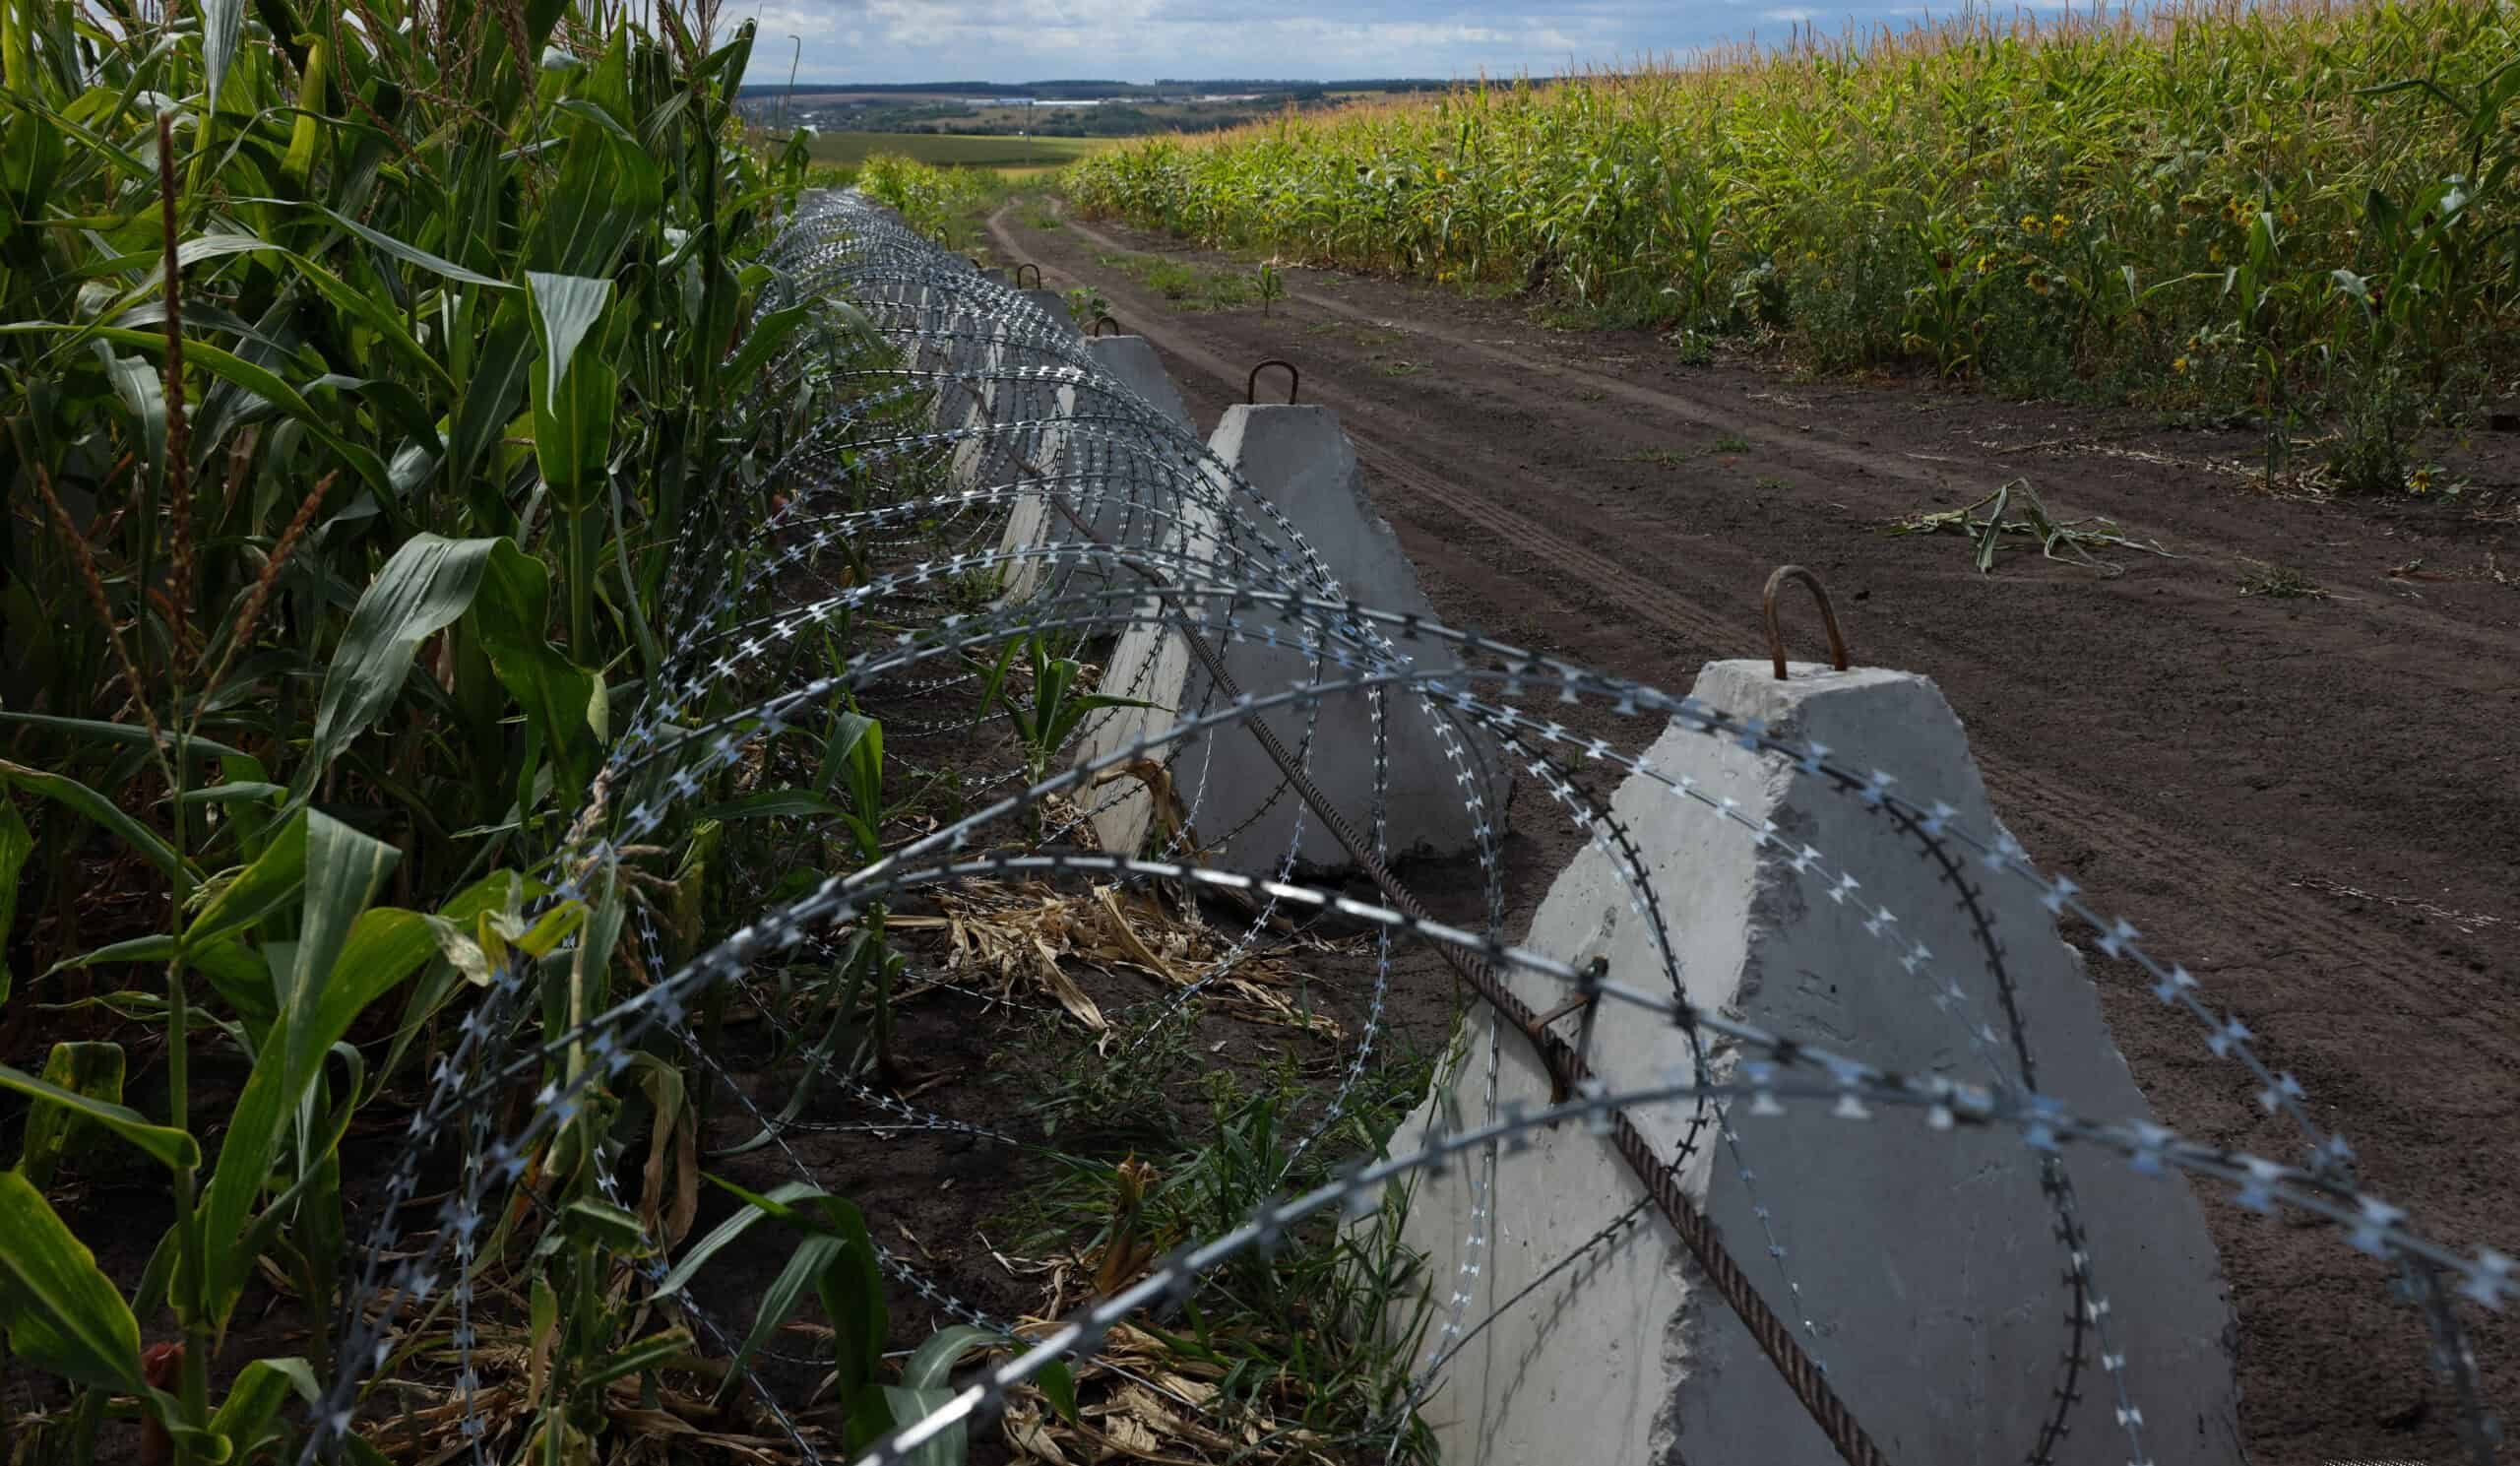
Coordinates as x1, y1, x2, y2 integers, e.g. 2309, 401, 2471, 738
799, 129, 1110, 171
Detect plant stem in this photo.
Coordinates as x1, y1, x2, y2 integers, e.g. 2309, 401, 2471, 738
565, 502, 602, 661
164, 958, 211, 1456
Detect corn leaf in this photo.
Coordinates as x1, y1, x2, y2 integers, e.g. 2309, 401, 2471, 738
0, 1062, 197, 1170
470, 541, 600, 808
295, 535, 508, 797
10, 1042, 126, 1188
0, 759, 188, 879
0, 1171, 147, 1394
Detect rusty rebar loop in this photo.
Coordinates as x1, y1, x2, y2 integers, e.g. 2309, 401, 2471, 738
1013, 262, 1042, 289
1764, 564, 1852, 680
1091, 315, 1120, 338
1247, 358, 1298, 405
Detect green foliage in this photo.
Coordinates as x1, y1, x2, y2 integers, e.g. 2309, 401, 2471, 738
0, 0, 843, 1453
0, 1170, 152, 1397
856, 154, 1004, 246
978, 634, 1162, 806
1067, 0, 2520, 453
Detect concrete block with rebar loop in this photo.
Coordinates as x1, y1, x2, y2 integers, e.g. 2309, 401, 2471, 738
1391, 659, 2240, 1466
1075, 403, 1494, 872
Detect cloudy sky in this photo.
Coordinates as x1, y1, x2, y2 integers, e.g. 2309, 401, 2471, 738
734, 0, 2075, 86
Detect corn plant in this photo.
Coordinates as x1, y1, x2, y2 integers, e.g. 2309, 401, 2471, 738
1065, 0, 2520, 462
1254, 259, 1286, 315
976, 635, 1161, 838
0, 0, 864, 1453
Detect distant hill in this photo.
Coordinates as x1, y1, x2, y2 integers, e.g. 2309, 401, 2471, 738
734, 78, 1454, 101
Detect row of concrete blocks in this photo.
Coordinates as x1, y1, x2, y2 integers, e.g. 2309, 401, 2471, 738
928, 295, 1487, 876
907, 285, 2239, 1465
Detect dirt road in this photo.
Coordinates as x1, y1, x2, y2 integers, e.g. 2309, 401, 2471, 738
989, 201, 2520, 1463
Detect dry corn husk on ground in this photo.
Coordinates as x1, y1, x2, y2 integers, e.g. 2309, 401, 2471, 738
892, 881, 1346, 1040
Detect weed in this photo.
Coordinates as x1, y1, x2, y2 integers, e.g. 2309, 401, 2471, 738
1883, 478, 2175, 576
1713, 431, 1753, 453
2237, 561, 2327, 599
1755, 475, 1789, 492
1379, 359, 1430, 378
1622, 447, 1693, 469
1063, 284, 1114, 331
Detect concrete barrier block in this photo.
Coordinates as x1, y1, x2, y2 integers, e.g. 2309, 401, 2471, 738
1391, 659, 2239, 1466
996, 337, 1193, 603
1083, 336, 1192, 430
1076, 404, 1489, 872
1020, 288, 1080, 336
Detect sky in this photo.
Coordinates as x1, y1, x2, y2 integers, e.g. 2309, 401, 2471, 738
733, 0, 2091, 88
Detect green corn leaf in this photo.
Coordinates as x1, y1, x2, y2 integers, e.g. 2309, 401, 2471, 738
470, 542, 601, 809
0, 1171, 147, 1394
530, 352, 616, 509
207, 1356, 320, 1454
95, 346, 166, 487
0, 1063, 197, 1170
197, 815, 417, 1332
284, 813, 401, 1064
524, 271, 618, 510
293, 202, 512, 288
446, 298, 534, 522
904, 1324, 999, 1389
524, 272, 613, 404
11, 1042, 126, 1188
182, 809, 310, 952
811, 1195, 888, 1401
562, 1198, 650, 1251
200, 0, 246, 106
0, 713, 245, 760
1038, 1359, 1078, 1424
880, 1386, 965, 1466
176, 782, 286, 807
716, 302, 811, 396
0, 325, 393, 497
0, 759, 188, 880
296, 535, 509, 797
719, 1231, 842, 1401
528, 125, 661, 279
43, 933, 274, 1022
654, 1179, 824, 1301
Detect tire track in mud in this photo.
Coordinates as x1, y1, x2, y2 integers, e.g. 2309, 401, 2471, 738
989, 206, 2504, 1044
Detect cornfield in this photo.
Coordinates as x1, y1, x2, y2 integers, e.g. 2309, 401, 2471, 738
3, 0, 2514, 1460
1065, 0, 2520, 476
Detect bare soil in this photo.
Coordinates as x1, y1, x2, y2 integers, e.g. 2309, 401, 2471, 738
987, 199, 2520, 1466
